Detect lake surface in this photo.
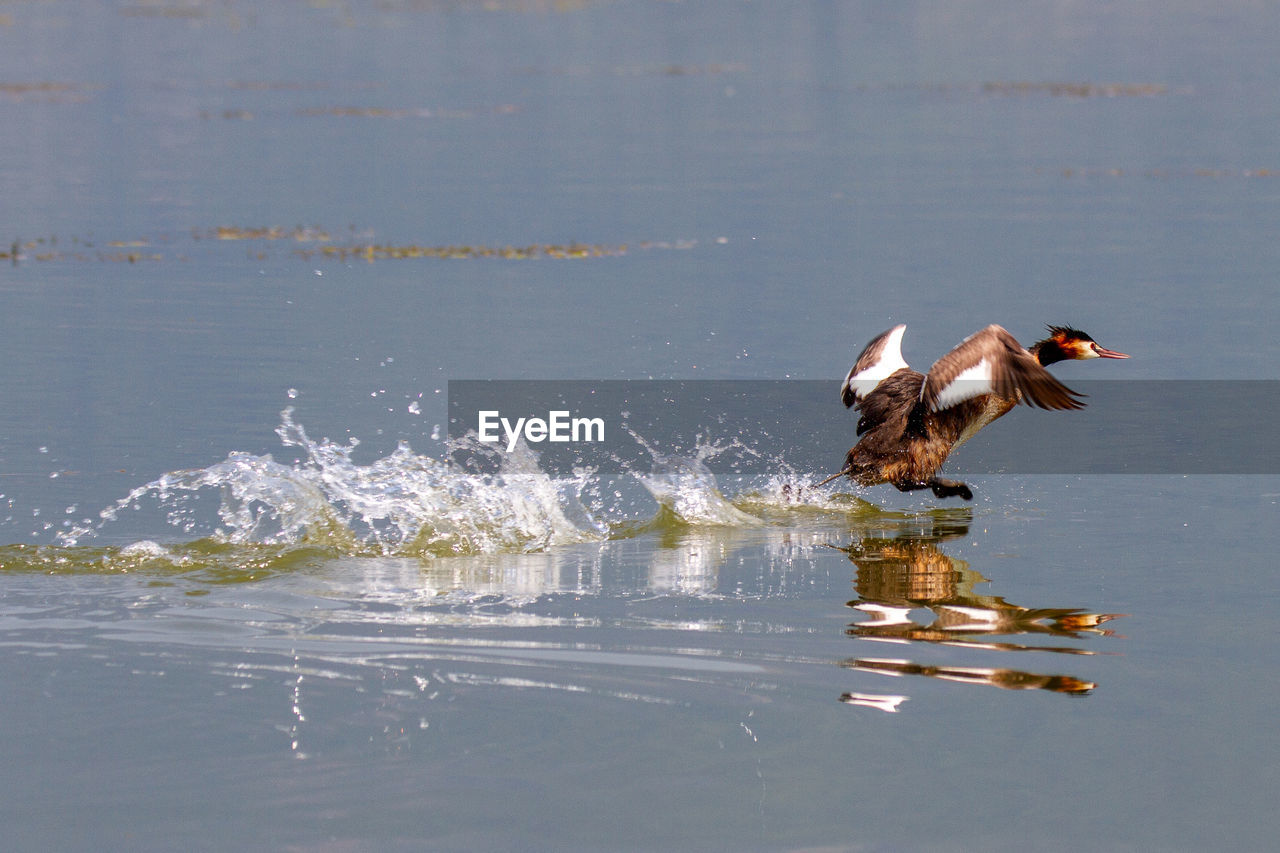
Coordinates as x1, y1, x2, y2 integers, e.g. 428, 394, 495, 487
2, 1, 1279, 850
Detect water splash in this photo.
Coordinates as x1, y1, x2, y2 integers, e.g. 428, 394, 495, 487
61, 409, 608, 557
54, 409, 860, 564
629, 429, 764, 528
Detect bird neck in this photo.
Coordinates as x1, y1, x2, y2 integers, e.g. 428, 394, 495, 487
1029, 338, 1070, 366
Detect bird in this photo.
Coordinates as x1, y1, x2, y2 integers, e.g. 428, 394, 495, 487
818, 324, 1129, 500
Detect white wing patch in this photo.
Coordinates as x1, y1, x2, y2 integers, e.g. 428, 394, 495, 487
928, 357, 993, 410
845, 324, 909, 401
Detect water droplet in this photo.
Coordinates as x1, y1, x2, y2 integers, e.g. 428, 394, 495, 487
287, 388, 299, 399
430, 424, 441, 440
408, 401, 421, 415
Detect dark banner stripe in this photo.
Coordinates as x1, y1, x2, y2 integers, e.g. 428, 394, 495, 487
448, 380, 1279, 476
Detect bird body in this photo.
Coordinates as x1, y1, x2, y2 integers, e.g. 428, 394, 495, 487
827, 324, 1128, 499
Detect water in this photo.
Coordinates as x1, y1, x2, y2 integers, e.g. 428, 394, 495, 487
3, 1, 1279, 850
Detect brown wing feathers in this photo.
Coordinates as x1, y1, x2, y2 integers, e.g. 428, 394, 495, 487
920, 325, 1085, 413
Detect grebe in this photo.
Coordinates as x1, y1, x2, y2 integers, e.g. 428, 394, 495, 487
819, 324, 1128, 500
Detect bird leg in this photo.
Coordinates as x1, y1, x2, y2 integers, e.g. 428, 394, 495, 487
893, 479, 974, 501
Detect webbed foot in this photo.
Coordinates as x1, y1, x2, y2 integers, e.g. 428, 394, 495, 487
929, 478, 973, 500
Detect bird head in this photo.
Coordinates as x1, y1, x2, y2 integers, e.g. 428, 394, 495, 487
1039, 326, 1129, 364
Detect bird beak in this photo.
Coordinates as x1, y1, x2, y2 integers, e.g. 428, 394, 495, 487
1093, 344, 1129, 359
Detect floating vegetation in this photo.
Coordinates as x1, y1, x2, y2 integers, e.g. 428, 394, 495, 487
297, 106, 436, 119
841, 81, 1180, 98
0, 82, 76, 95
981, 81, 1169, 97
1, 75, 509, 118
1049, 167, 1278, 179
119, 4, 208, 18
295, 243, 628, 262
0, 81, 96, 103
210, 225, 332, 242
391, 0, 597, 11
523, 63, 748, 77
188, 103, 518, 120
296, 104, 518, 119
653, 63, 747, 76
199, 108, 255, 120
98, 252, 165, 263
225, 80, 339, 91
1, 227, 695, 264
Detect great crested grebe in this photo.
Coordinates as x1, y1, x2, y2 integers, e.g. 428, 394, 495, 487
818, 324, 1128, 500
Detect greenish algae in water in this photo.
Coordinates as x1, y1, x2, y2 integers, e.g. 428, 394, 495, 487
0, 540, 339, 585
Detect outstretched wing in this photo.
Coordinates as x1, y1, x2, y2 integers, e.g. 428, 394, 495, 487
920, 324, 1085, 412
841, 324, 910, 408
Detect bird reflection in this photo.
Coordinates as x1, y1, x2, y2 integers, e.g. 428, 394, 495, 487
834, 510, 1122, 700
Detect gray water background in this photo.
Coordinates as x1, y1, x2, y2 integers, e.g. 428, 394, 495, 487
2, 2, 1279, 850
